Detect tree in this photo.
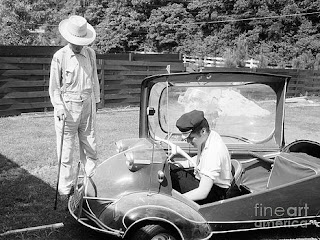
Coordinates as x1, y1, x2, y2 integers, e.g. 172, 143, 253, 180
1, 0, 320, 69
93, 1, 145, 53
233, 36, 247, 67
0, 0, 36, 45
313, 53, 320, 70
256, 54, 269, 68
0, 0, 65, 45
145, 3, 199, 53
223, 48, 237, 67
292, 51, 315, 69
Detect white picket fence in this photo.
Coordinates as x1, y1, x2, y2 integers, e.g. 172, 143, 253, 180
183, 55, 259, 69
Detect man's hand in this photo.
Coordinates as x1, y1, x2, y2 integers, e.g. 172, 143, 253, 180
96, 103, 99, 112
57, 109, 66, 121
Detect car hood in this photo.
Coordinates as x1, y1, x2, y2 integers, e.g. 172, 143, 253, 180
86, 138, 171, 200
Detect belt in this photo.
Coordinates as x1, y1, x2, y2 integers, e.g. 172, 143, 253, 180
63, 91, 92, 102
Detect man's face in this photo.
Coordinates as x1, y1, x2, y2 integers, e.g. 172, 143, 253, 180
186, 129, 206, 148
69, 43, 83, 54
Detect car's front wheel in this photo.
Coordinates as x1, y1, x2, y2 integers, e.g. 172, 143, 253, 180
131, 224, 179, 240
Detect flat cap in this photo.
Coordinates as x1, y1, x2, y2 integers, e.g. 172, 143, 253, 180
176, 110, 205, 138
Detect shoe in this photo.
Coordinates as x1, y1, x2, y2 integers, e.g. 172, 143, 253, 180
69, 185, 74, 196
59, 194, 70, 201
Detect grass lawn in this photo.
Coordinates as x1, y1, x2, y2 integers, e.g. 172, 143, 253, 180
1, 104, 320, 240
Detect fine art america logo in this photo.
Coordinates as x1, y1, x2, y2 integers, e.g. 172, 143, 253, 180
254, 203, 310, 228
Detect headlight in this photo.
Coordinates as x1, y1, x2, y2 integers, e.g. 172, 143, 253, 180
115, 138, 144, 153
124, 151, 151, 172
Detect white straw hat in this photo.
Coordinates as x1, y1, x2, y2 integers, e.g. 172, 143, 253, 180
59, 15, 96, 46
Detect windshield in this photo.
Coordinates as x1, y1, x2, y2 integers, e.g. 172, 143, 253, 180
148, 81, 276, 144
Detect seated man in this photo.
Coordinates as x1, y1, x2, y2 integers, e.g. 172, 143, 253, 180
172, 110, 232, 204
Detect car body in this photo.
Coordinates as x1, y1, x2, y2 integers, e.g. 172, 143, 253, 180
68, 71, 320, 240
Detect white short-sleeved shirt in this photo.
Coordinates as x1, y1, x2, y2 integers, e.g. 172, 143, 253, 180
194, 130, 232, 189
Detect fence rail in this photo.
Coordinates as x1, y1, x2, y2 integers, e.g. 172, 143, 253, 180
183, 55, 259, 68
0, 48, 184, 116
0, 46, 320, 116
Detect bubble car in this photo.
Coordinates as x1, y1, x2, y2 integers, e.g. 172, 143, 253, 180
69, 71, 320, 240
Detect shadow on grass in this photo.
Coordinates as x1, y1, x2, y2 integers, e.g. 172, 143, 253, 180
0, 153, 119, 240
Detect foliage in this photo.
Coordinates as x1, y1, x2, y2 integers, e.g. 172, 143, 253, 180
1, 0, 320, 67
234, 36, 248, 67
257, 55, 269, 68
291, 51, 315, 69
314, 53, 320, 70
223, 48, 237, 68
145, 3, 199, 53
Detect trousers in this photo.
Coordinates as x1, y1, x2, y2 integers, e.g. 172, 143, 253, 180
170, 165, 228, 205
54, 96, 98, 195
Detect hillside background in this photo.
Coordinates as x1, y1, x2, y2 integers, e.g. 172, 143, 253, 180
1, 0, 320, 68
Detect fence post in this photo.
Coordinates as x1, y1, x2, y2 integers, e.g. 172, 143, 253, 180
99, 59, 105, 108
43, 62, 48, 112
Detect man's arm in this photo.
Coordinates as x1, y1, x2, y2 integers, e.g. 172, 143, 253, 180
49, 53, 66, 120
88, 48, 100, 104
183, 175, 214, 201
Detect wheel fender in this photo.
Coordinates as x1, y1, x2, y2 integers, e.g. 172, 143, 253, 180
122, 205, 211, 240
123, 217, 184, 240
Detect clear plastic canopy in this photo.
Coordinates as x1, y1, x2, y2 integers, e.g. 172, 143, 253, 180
148, 81, 276, 144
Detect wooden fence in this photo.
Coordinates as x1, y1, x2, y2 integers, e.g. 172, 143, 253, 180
1, 46, 320, 117
99, 59, 184, 108
203, 67, 320, 97
0, 46, 184, 116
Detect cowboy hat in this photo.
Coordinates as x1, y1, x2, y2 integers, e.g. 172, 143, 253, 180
59, 15, 96, 46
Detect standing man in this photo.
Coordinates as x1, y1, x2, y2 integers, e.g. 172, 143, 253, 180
173, 110, 232, 204
49, 15, 100, 200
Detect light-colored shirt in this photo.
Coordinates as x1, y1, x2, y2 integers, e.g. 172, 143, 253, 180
194, 130, 232, 189
49, 45, 100, 111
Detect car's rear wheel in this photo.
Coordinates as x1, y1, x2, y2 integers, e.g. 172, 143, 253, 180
131, 224, 179, 240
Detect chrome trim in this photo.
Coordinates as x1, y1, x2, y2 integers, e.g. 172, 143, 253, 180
83, 196, 117, 201
122, 204, 207, 229
211, 221, 313, 234
68, 201, 123, 237
208, 215, 319, 224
